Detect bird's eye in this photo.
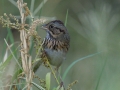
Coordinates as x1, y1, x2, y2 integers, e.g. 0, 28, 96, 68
49, 25, 54, 29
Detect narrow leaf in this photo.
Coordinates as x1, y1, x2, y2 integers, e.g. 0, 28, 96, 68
62, 52, 102, 80
46, 72, 51, 90
65, 9, 69, 26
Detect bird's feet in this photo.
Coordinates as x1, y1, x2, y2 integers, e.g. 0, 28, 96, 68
59, 81, 65, 90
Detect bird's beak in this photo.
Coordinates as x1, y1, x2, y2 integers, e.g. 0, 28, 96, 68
41, 24, 48, 30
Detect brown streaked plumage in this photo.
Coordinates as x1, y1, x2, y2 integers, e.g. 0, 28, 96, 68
33, 20, 70, 72
42, 20, 70, 68
42, 38, 69, 53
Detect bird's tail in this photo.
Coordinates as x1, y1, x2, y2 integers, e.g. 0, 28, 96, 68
33, 60, 43, 72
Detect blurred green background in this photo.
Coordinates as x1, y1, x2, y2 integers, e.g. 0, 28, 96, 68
1, 0, 120, 90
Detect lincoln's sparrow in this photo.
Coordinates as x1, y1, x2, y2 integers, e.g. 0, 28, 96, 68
33, 20, 70, 72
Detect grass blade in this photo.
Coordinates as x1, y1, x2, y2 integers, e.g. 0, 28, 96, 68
0, 48, 18, 70
64, 9, 69, 26
46, 72, 51, 90
39, 0, 43, 18
62, 52, 102, 80
4, 39, 22, 70
1, 34, 9, 60
95, 57, 107, 90
7, 28, 15, 49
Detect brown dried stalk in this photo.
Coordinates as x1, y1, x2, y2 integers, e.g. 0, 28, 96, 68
17, 0, 33, 90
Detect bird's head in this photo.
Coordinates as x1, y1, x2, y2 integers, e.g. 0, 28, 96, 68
42, 20, 69, 39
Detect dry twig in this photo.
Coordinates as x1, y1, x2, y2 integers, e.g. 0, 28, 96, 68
17, 0, 33, 90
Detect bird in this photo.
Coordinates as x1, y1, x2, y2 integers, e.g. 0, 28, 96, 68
33, 20, 70, 72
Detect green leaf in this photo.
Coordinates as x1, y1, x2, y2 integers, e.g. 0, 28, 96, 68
56, 85, 64, 90
39, 0, 44, 18
8, 69, 23, 90
62, 52, 102, 80
7, 28, 14, 44
1, 34, 9, 60
4, 39, 22, 70
56, 86, 60, 90
7, 28, 15, 52
46, 72, 51, 90
0, 49, 17, 71
65, 9, 69, 26
12, 69, 22, 81
95, 57, 107, 90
